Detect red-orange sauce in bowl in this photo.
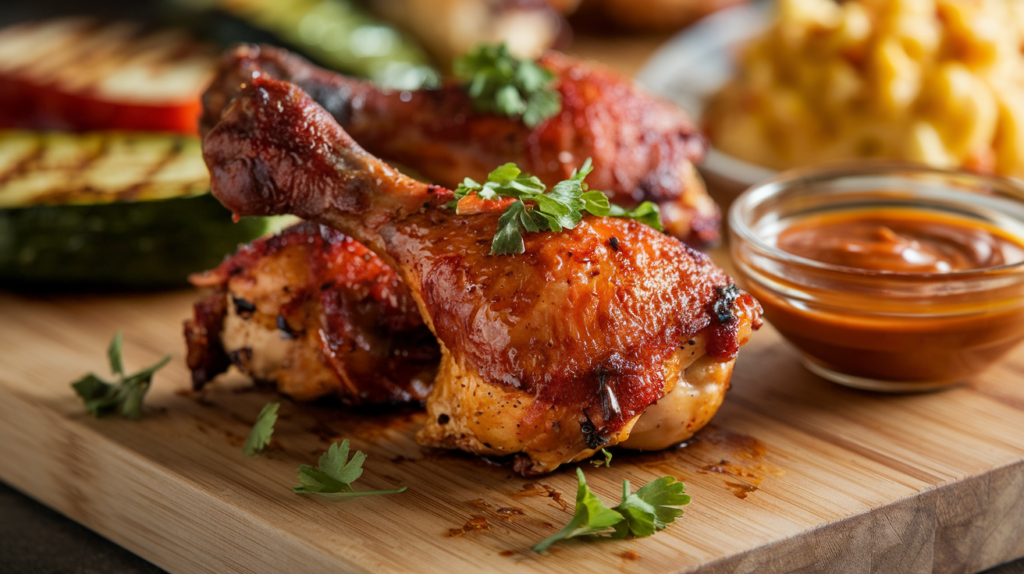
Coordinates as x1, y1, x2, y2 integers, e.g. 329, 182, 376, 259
730, 165, 1024, 391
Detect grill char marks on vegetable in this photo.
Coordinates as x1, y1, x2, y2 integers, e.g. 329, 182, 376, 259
185, 222, 439, 405
201, 76, 761, 475
200, 43, 719, 247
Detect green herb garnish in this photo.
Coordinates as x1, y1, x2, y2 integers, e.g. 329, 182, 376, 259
452, 160, 663, 255
532, 468, 625, 553
71, 331, 170, 421
532, 469, 690, 553
243, 402, 279, 456
609, 201, 663, 231
453, 43, 562, 127
294, 440, 407, 499
591, 448, 613, 467
611, 476, 691, 539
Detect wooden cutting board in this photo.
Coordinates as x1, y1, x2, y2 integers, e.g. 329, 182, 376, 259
1, 285, 1024, 574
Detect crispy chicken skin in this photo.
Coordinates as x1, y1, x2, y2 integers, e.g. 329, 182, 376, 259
201, 77, 760, 474
184, 222, 439, 405
201, 44, 719, 246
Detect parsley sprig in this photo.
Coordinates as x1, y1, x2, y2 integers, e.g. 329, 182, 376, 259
611, 476, 690, 539
452, 160, 663, 255
532, 468, 690, 553
243, 402, 279, 457
294, 440, 407, 499
533, 469, 624, 553
71, 332, 170, 421
453, 43, 562, 127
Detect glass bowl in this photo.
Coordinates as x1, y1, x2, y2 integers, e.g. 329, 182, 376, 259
729, 163, 1024, 392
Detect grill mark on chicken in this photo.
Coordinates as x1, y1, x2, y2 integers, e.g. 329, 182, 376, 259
201, 76, 761, 474
200, 43, 720, 247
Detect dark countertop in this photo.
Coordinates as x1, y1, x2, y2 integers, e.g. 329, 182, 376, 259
1, 481, 164, 574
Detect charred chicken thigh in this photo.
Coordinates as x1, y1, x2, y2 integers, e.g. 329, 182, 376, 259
185, 222, 439, 405
201, 44, 719, 246
202, 77, 760, 475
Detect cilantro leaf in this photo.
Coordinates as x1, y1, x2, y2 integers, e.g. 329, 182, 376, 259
454, 43, 562, 127
524, 89, 561, 128
609, 202, 664, 232
455, 158, 663, 255
294, 440, 407, 499
532, 468, 624, 553
581, 190, 611, 217
72, 374, 111, 401
611, 476, 690, 539
107, 331, 124, 377
71, 332, 169, 421
636, 476, 691, 529
611, 480, 657, 538
244, 402, 279, 457
533, 470, 691, 552
492, 200, 529, 255
591, 448, 613, 467
495, 84, 527, 116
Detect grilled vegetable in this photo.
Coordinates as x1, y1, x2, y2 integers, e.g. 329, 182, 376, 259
0, 19, 215, 135
171, 0, 440, 89
0, 130, 289, 288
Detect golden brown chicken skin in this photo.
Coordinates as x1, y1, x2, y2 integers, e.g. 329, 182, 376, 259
202, 77, 760, 474
184, 222, 439, 405
201, 44, 718, 246
390, 210, 760, 474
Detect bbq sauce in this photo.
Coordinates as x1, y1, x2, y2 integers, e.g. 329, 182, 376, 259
746, 206, 1024, 385
776, 208, 1024, 273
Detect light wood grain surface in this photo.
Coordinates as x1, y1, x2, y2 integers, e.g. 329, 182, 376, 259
1, 284, 1024, 574
2, 36, 1024, 574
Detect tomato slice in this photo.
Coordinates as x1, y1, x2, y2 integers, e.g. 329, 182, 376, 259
0, 75, 203, 135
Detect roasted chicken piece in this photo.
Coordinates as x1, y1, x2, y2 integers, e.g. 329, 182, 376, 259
184, 221, 440, 405
201, 76, 760, 475
201, 44, 719, 246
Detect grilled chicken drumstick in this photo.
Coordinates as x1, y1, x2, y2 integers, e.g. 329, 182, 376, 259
201, 44, 719, 246
203, 77, 760, 475
184, 222, 440, 405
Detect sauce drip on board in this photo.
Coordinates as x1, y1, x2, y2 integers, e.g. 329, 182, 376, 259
776, 208, 1024, 273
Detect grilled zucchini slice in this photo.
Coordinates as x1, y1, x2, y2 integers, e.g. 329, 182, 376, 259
0, 130, 290, 288
169, 0, 440, 89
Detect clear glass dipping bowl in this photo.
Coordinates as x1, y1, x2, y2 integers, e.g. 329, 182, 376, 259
729, 163, 1024, 392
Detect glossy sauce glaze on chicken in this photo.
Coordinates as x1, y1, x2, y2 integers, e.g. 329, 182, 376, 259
184, 222, 440, 405
201, 44, 719, 246
201, 75, 761, 475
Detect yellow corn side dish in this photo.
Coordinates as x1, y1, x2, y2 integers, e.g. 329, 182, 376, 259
705, 0, 1024, 177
